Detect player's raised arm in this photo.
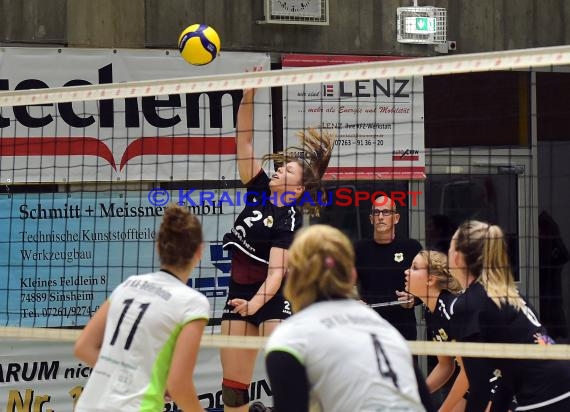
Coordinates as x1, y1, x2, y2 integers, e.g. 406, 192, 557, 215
236, 88, 262, 184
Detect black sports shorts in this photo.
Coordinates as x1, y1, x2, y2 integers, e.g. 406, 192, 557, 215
222, 278, 292, 326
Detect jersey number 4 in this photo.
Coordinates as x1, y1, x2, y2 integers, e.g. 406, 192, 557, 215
110, 298, 150, 350
371, 333, 399, 388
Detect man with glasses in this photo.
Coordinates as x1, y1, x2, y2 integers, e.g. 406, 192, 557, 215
355, 195, 422, 341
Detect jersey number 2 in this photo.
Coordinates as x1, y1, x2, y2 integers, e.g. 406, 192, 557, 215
235, 210, 263, 237
110, 298, 150, 350
371, 333, 399, 388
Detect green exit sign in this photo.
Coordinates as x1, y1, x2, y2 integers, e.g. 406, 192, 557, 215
404, 17, 436, 34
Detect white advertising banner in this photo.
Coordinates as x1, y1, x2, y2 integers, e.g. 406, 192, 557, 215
281, 54, 425, 180
0, 340, 270, 412
0, 48, 271, 183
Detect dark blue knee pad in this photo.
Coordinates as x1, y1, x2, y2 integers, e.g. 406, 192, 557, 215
222, 380, 250, 407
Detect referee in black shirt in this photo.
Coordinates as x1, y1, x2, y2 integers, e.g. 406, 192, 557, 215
355, 195, 422, 341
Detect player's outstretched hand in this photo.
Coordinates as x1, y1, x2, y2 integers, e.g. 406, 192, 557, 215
242, 65, 263, 100
241, 88, 256, 104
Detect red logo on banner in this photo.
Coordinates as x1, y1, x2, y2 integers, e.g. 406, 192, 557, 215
323, 84, 334, 96
392, 149, 420, 161
0, 137, 236, 171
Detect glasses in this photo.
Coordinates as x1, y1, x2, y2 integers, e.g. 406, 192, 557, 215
371, 209, 397, 217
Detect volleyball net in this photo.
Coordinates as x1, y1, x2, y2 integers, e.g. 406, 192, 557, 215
2, 326, 570, 360
1, 45, 570, 410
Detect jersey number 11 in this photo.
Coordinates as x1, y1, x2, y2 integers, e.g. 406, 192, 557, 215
110, 298, 151, 350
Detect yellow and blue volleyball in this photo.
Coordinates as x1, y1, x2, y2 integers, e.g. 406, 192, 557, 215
178, 24, 221, 66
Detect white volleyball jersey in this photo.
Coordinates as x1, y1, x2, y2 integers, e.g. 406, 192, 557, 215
265, 299, 425, 412
75, 271, 210, 412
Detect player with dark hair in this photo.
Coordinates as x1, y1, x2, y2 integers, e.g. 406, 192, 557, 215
265, 224, 429, 412
406, 250, 467, 412
74, 205, 209, 412
220, 87, 335, 412
448, 220, 570, 411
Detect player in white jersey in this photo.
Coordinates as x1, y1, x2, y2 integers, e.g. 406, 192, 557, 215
74, 205, 209, 412
265, 224, 429, 412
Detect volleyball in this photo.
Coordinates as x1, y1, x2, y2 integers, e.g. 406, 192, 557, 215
178, 24, 221, 66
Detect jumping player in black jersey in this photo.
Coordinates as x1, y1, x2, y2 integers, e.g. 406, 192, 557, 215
220, 86, 335, 412
448, 220, 570, 412
406, 250, 467, 412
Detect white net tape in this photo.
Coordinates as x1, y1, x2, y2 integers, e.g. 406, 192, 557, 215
1, 45, 570, 107
2, 327, 569, 360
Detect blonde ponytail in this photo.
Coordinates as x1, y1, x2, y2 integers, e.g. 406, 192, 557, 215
481, 225, 523, 310
455, 221, 524, 310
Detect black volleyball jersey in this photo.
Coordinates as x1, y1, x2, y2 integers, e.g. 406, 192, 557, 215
223, 171, 302, 264
425, 289, 456, 343
450, 281, 570, 410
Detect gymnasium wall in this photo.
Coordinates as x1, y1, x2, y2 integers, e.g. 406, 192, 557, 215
1, 0, 570, 55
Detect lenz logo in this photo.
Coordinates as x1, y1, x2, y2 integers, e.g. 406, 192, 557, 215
321, 79, 410, 99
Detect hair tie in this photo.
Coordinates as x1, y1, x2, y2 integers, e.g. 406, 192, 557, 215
325, 256, 335, 269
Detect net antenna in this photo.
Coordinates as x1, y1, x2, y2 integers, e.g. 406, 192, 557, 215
397, 1, 453, 54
